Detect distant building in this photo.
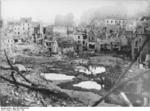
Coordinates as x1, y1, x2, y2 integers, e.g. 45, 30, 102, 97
105, 19, 125, 28
15, 18, 33, 37
105, 25, 121, 37
87, 29, 97, 51
140, 16, 150, 21
1, 33, 15, 55
128, 17, 150, 68
44, 38, 59, 54
32, 22, 43, 44
73, 28, 88, 53
131, 31, 145, 60
43, 25, 53, 37
105, 19, 117, 25
96, 34, 121, 53
137, 17, 150, 67
125, 20, 137, 32
7, 18, 34, 43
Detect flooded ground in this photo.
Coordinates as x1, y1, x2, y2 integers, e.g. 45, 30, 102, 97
89, 66, 106, 75
41, 73, 75, 81
74, 65, 106, 75
73, 81, 102, 90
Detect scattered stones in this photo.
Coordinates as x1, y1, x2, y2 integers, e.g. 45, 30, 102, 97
13, 64, 26, 72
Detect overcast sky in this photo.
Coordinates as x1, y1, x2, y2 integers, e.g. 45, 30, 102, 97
1, 0, 150, 24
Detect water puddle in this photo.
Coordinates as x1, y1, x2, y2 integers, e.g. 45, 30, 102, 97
75, 66, 106, 75
73, 81, 102, 90
75, 66, 91, 75
41, 73, 75, 81
89, 66, 106, 75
